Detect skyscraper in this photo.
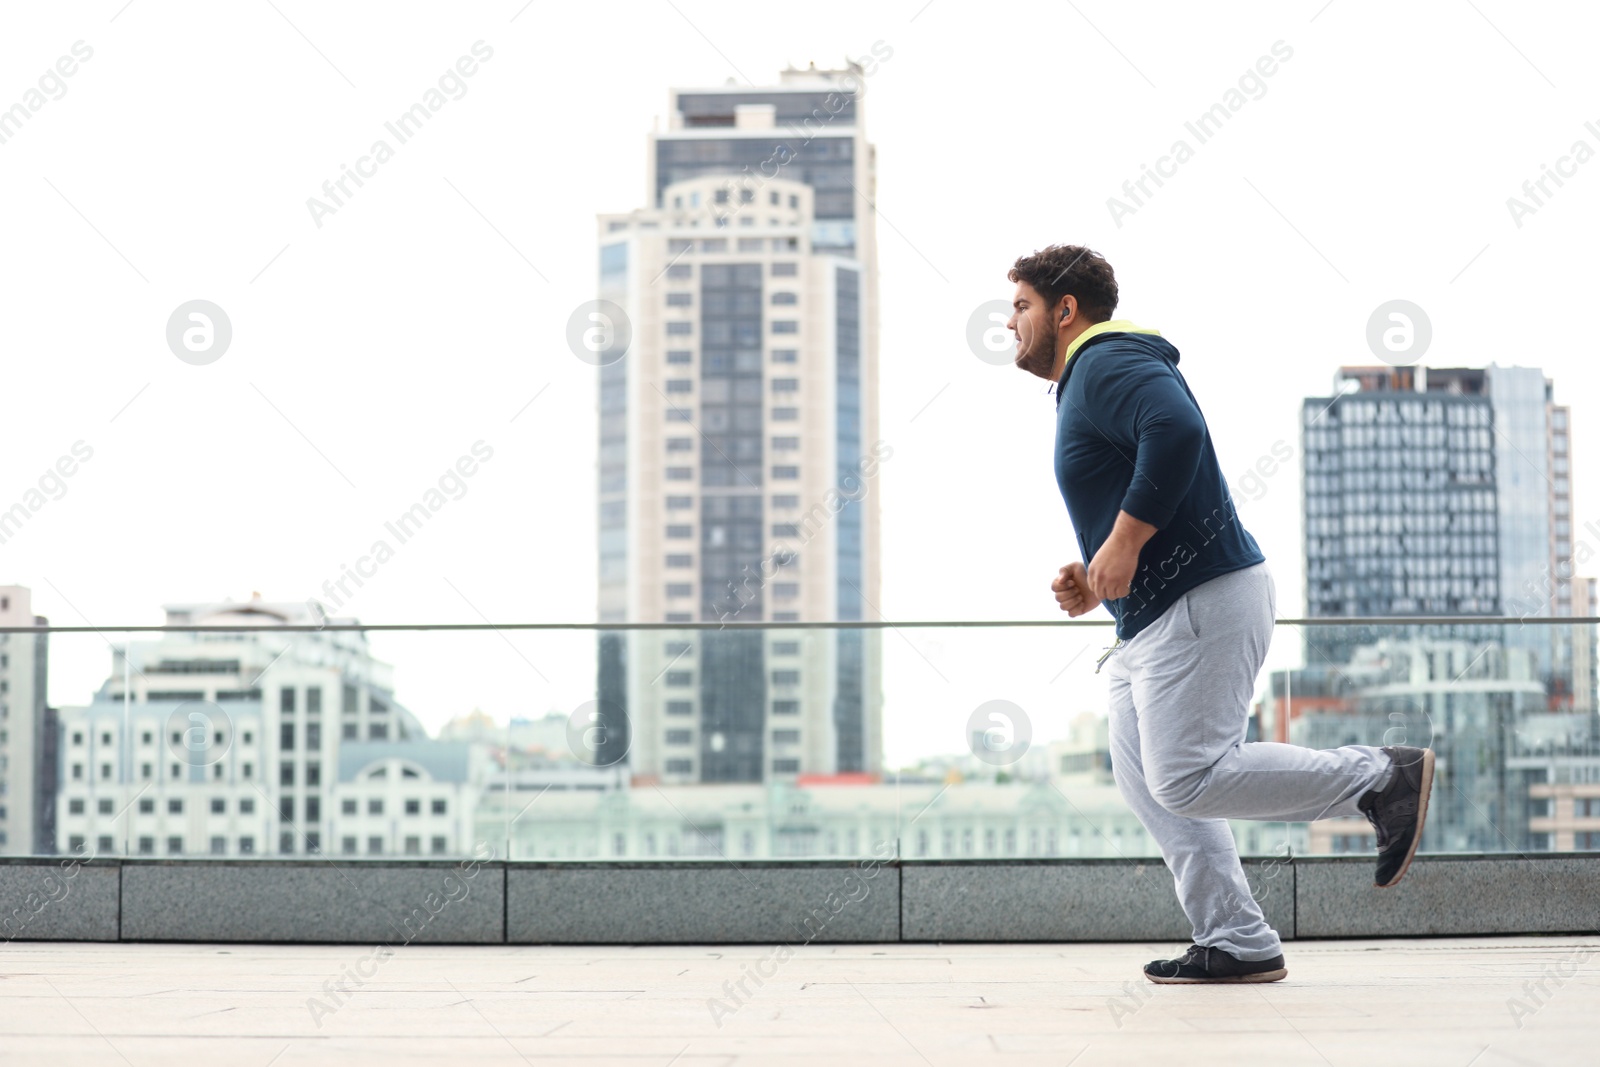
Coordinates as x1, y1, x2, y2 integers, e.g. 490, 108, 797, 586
1288, 363, 1595, 851
595, 63, 884, 785
1302, 364, 1580, 697
0, 586, 51, 855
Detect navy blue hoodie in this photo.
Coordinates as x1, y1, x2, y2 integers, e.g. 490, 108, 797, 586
1053, 324, 1264, 639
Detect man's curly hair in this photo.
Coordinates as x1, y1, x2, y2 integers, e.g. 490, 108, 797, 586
1008, 245, 1118, 323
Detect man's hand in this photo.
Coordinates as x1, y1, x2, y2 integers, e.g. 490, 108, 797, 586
1051, 562, 1100, 617
1086, 510, 1160, 602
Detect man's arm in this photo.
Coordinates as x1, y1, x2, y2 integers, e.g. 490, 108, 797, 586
1086, 510, 1158, 602
1080, 354, 1206, 600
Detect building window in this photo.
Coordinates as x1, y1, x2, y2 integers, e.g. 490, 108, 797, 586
665, 670, 692, 686
307, 723, 321, 748
342, 836, 358, 855
772, 670, 800, 685
772, 641, 799, 655
665, 322, 693, 337
343, 683, 359, 714
667, 263, 692, 280
665, 759, 693, 774
431, 836, 448, 855
279, 832, 296, 854
95, 798, 112, 815
432, 799, 447, 815
666, 349, 692, 364
342, 799, 358, 816
280, 762, 294, 786
771, 436, 799, 450
773, 729, 800, 744
666, 700, 693, 716
69, 798, 85, 815
666, 495, 693, 509
771, 262, 798, 276
404, 836, 421, 855
405, 799, 421, 816
280, 723, 294, 751
665, 554, 693, 568
368, 799, 383, 816
240, 798, 255, 815
280, 688, 296, 714
772, 759, 800, 774
773, 700, 800, 714
772, 523, 799, 536
367, 837, 383, 855
666, 467, 694, 481
132, 836, 152, 855
239, 836, 255, 855
167, 798, 183, 815
166, 836, 183, 855
772, 349, 798, 363
666, 585, 693, 599
771, 292, 798, 305
306, 797, 320, 821
773, 583, 800, 598
772, 378, 798, 392
343, 723, 359, 740
772, 495, 799, 509
666, 292, 693, 307
138, 797, 154, 814
665, 729, 693, 745
666, 524, 693, 538
772, 407, 798, 421
369, 723, 388, 740
771, 321, 798, 334
772, 466, 799, 480
210, 798, 226, 815
665, 379, 693, 393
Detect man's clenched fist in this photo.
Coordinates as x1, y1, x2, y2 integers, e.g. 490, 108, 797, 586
1051, 562, 1101, 617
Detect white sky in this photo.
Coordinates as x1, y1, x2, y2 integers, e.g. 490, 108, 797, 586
2, 1, 1597, 767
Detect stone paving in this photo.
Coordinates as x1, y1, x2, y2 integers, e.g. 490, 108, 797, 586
0, 936, 1594, 1065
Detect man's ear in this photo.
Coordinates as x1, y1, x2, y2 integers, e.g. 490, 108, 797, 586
1058, 296, 1075, 324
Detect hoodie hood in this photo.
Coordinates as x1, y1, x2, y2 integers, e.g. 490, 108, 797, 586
1054, 322, 1177, 403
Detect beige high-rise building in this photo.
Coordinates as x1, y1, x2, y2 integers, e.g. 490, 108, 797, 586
0, 586, 51, 855
593, 63, 885, 785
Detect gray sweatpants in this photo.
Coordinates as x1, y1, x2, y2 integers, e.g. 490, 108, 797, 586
1104, 562, 1394, 960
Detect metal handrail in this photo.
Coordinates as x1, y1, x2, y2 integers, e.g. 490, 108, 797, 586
3, 616, 1598, 634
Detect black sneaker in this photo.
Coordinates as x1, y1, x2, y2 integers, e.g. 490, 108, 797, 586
1143, 944, 1287, 984
1358, 745, 1435, 888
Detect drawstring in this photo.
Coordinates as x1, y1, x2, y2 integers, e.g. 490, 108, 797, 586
1095, 636, 1124, 674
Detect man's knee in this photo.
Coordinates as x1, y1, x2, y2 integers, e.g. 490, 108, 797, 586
1149, 771, 1207, 816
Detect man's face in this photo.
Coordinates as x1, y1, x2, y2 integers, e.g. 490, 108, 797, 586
1007, 281, 1060, 381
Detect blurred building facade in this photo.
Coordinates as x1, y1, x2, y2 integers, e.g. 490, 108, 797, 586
53, 597, 488, 858
1280, 364, 1598, 852
0, 586, 53, 855
594, 63, 884, 786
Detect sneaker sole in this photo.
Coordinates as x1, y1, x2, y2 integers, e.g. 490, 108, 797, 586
1376, 747, 1434, 889
1145, 968, 1288, 985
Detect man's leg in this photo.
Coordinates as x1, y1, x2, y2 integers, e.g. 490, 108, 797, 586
1129, 563, 1395, 825
1107, 650, 1283, 960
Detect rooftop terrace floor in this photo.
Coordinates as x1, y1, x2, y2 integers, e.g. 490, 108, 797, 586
0, 937, 1592, 1065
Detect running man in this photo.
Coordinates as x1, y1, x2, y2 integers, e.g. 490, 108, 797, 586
1005, 244, 1435, 984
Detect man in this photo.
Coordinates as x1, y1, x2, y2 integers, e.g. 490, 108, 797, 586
1006, 244, 1435, 984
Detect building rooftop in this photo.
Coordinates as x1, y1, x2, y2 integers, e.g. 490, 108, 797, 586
1, 937, 1586, 1064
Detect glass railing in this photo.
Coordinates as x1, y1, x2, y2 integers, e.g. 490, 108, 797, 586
4, 617, 1597, 862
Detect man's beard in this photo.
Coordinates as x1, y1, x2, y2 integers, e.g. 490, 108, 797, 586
1014, 325, 1058, 381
